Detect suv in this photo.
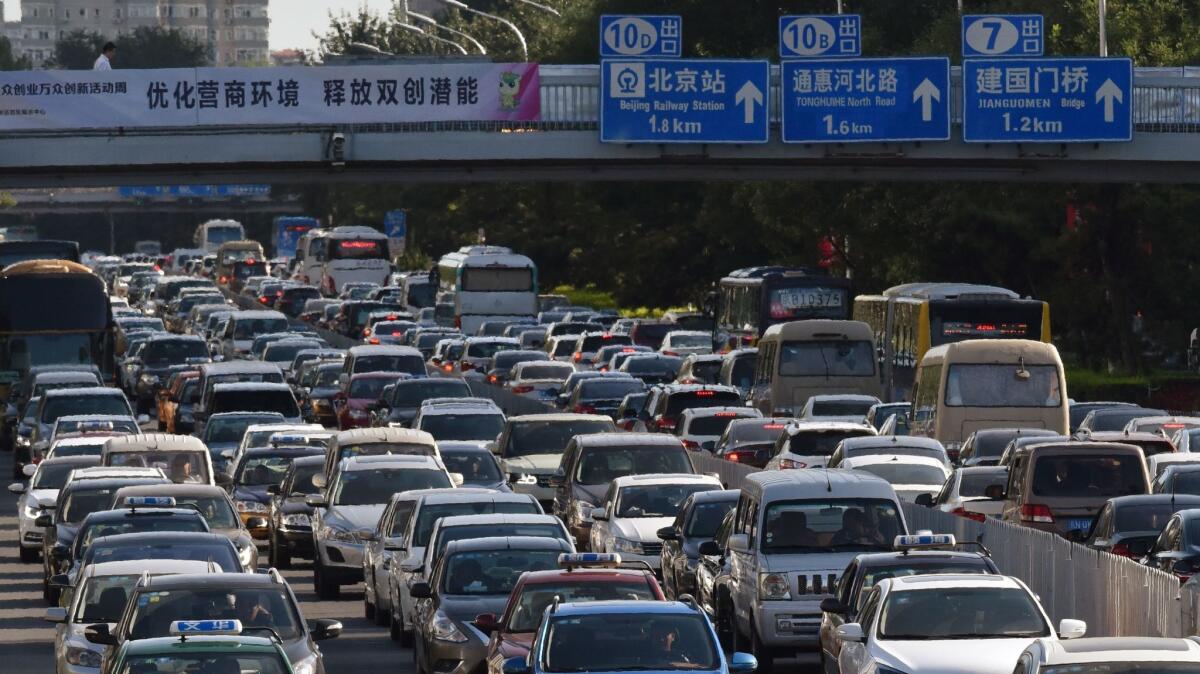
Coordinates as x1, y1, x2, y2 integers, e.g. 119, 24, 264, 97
372, 378, 473, 427
639, 384, 743, 433
551, 433, 696, 549
765, 421, 877, 470
412, 400, 506, 443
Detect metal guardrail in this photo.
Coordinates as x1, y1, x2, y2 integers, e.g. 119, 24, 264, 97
691, 453, 1186, 638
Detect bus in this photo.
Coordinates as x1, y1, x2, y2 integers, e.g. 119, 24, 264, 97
294, 228, 327, 286
853, 283, 1051, 403
713, 266, 852, 349
0, 260, 114, 398
436, 249, 537, 334
748, 319, 879, 416
193, 220, 245, 253
273, 216, 319, 259
320, 226, 391, 295
0, 240, 80, 266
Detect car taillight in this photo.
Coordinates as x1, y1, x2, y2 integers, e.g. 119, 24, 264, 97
259, 296, 270, 303
1019, 503, 1054, 524
511, 386, 533, 394
219, 276, 228, 283
368, 338, 380, 345
573, 352, 582, 362
443, 364, 453, 372
779, 458, 807, 469
662, 350, 678, 356
575, 404, 596, 414
681, 439, 699, 450
695, 390, 715, 397
715, 412, 739, 417
363, 328, 371, 337
488, 375, 499, 384
461, 362, 474, 371
727, 449, 757, 464
951, 507, 986, 523
655, 416, 676, 431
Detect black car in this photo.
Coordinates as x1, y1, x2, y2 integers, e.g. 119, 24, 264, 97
957, 428, 1058, 467
230, 446, 326, 544
129, 335, 211, 414
618, 353, 684, 386
278, 285, 323, 318
656, 489, 739, 599
56, 502, 209, 583
268, 454, 325, 568
567, 376, 646, 418
373, 378, 473, 428
1143, 509, 1200, 581
711, 417, 792, 468
1085, 494, 1200, 558
304, 362, 345, 427
438, 442, 509, 491
485, 350, 551, 387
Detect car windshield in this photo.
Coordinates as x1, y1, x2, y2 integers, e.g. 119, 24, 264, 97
778, 340, 874, 377
729, 356, 756, 390
210, 390, 298, 417
419, 413, 505, 442
264, 342, 319, 364
542, 613, 718, 672
412, 501, 540, 545
49, 441, 107, 458
63, 488, 119, 523
1031, 455, 1146, 498
878, 587, 1048, 639
811, 400, 875, 417
760, 498, 903, 552
207, 415, 286, 444
333, 468, 451, 505
576, 446, 692, 486
315, 367, 342, 387
128, 587, 301, 640
945, 364, 1062, 408
237, 455, 295, 486
686, 415, 748, 436
1114, 503, 1179, 532
518, 364, 574, 381
391, 381, 472, 407
441, 452, 502, 484
87, 540, 239, 570
506, 419, 615, 458
80, 515, 208, 549
33, 462, 88, 489
233, 318, 289, 339
579, 380, 644, 400
350, 377, 397, 399
617, 484, 720, 518
786, 429, 875, 457
688, 500, 737, 537
852, 462, 947, 486
467, 342, 516, 359
665, 391, 741, 416
108, 451, 208, 484
355, 355, 425, 376
42, 396, 130, 423
77, 573, 142, 623
855, 563, 990, 610
506, 581, 657, 632
442, 549, 561, 595
624, 356, 682, 375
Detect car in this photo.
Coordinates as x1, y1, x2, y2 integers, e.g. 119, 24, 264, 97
413, 401, 506, 443
639, 384, 743, 433
454, 337, 520, 379
503, 361, 575, 403
205, 383, 301, 437
262, 339, 325, 377
372, 378, 474, 428
926, 466, 1010, 522
659, 330, 714, 357
411, 536, 576, 674
570, 332, 634, 370
481, 553, 664, 674
31, 388, 136, 461
676, 407, 762, 452
1085, 430, 1178, 457
1078, 407, 1167, 434
111, 483, 262, 572
1143, 508, 1200, 580
864, 403, 910, 433
1154, 464, 1200, 495
828, 436, 951, 470
202, 411, 289, 473
484, 349, 551, 386
817, 533, 1001, 673
439, 442, 509, 491
1124, 415, 1200, 435
46, 436, 114, 460
8, 455, 100, 563
618, 353, 685, 386
1014, 636, 1200, 674
766, 421, 878, 470
996, 434, 1072, 468
46, 559, 215, 674
615, 392, 650, 432
565, 375, 645, 418
1085, 494, 1200, 558
836, 575, 1085, 674
317, 427, 441, 486
711, 417, 791, 468
309, 454, 456, 598
232, 422, 326, 468
493, 414, 615, 509
74, 531, 242, 577
98, 571, 343, 674
303, 361, 346, 426
267, 454, 324, 570
840, 455, 951, 503
592, 344, 651, 372
502, 598, 758, 674
1173, 427, 1200, 453
673, 353, 726, 385
656, 489, 740, 599
1069, 401, 1140, 433
799, 394, 881, 423
337, 371, 410, 430
229, 446, 326, 542
589, 474, 723, 571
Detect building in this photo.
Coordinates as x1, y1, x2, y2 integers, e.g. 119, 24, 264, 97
17, 0, 268, 67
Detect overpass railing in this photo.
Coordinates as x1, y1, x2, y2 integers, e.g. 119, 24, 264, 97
693, 453, 1187, 638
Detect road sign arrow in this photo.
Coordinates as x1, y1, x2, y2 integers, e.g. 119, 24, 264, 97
1095, 78, 1124, 123
735, 80, 764, 124
913, 78, 941, 122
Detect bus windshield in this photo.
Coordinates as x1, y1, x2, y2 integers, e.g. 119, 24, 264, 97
778, 340, 874, 377
5, 334, 96, 370
0, 242, 80, 266
461, 267, 534, 292
206, 226, 243, 247
945, 364, 1061, 408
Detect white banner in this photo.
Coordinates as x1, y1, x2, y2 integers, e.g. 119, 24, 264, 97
0, 63, 541, 130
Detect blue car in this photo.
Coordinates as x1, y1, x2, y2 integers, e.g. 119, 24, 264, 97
503, 599, 757, 674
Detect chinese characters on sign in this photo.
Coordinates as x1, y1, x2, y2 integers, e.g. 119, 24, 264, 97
778, 15, 861, 58
962, 14, 1043, 57
599, 15, 683, 58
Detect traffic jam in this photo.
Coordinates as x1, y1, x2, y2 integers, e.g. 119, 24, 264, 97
4, 219, 1200, 674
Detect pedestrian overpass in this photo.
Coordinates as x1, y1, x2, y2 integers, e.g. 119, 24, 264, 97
7, 65, 1200, 188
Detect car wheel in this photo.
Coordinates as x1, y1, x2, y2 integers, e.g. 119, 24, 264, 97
749, 620, 774, 674
715, 595, 735, 650
390, 604, 405, 642
270, 534, 291, 570
364, 593, 376, 620
19, 546, 37, 564
314, 563, 339, 600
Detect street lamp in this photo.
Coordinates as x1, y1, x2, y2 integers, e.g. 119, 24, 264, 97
430, 0, 528, 61
505, 0, 560, 17
398, 22, 469, 55
409, 10, 488, 55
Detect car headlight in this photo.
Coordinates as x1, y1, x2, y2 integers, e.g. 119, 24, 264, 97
313, 399, 331, 411
139, 374, 160, 386
430, 610, 468, 643
759, 572, 792, 601
65, 645, 102, 668
292, 654, 318, 674
236, 500, 268, 513
573, 500, 595, 524
283, 513, 311, 527
236, 543, 254, 567
613, 537, 644, 555
326, 524, 359, 544
23, 503, 39, 519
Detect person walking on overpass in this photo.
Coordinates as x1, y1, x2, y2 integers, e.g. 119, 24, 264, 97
93, 42, 115, 71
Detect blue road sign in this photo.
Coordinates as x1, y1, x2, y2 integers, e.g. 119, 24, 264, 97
600, 16, 682, 59
779, 15, 861, 59
600, 59, 769, 144
384, 210, 407, 240
781, 57, 950, 143
962, 15, 1043, 57
963, 58, 1133, 143
118, 185, 270, 198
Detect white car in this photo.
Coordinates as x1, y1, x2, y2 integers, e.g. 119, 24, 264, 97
931, 466, 1009, 521
766, 421, 877, 470
231, 422, 326, 467
659, 330, 714, 357
9, 456, 100, 563
1124, 415, 1200, 435
45, 436, 113, 460
837, 574, 1086, 674
589, 473, 722, 570
675, 406, 762, 452
505, 361, 576, 403
1148, 452, 1200, 479
799, 394, 882, 423
1174, 427, 1200, 453
47, 559, 214, 674
1015, 636, 1200, 674
841, 454, 951, 503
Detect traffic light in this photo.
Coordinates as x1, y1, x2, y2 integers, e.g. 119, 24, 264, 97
818, 235, 836, 269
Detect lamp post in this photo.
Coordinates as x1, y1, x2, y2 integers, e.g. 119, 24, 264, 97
398, 22, 469, 55
430, 0, 528, 61
409, 11, 488, 55
1098, 0, 1108, 57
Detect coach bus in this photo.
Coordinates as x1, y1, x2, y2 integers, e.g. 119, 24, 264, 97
437, 248, 537, 334
0, 260, 114, 398
713, 266, 852, 349
320, 226, 391, 295
853, 282, 1051, 403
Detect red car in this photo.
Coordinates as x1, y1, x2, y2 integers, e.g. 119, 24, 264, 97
335, 371, 409, 430
481, 553, 664, 674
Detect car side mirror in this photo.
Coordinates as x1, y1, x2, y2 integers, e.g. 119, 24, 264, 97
475, 612, 499, 634
836, 623, 865, 643
22, 463, 36, 477
913, 493, 934, 508
310, 618, 342, 641
590, 507, 608, 522
697, 540, 722, 556
656, 527, 678, 541
306, 495, 328, 509
1058, 619, 1087, 640
727, 533, 749, 553
728, 653, 758, 674
84, 623, 118, 646
7, 482, 25, 494
35, 513, 53, 528
503, 657, 531, 674
410, 581, 432, 599
984, 484, 1006, 500
819, 597, 847, 614
44, 607, 67, 623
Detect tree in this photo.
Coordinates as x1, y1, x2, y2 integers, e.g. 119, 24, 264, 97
45, 29, 107, 70
115, 26, 210, 68
0, 36, 30, 70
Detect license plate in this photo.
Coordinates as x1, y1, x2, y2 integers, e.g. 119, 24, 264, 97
778, 289, 844, 309
1066, 518, 1093, 532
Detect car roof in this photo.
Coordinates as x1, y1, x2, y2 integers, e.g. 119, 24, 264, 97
840, 435, 946, 451
786, 421, 876, 434
114, 483, 228, 498
83, 558, 214, 578
1086, 431, 1174, 442
334, 427, 437, 446
552, 599, 698, 616
841, 454, 949, 470
688, 489, 741, 504
611, 473, 722, 488
854, 550, 993, 568
419, 404, 504, 417
884, 573, 1020, 590
341, 454, 443, 470
808, 394, 882, 402
1106, 494, 1200, 508
409, 489, 530, 506
443, 535, 573, 555
134, 571, 285, 590
212, 382, 293, 393
519, 568, 657, 584
209, 411, 286, 420
42, 387, 125, 399
348, 344, 423, 356
83, 508, 205, 523
121, 635, 281, 655
436, 513, 561, 528
35, 372, 100, 383
1035, 637, 1200, 664
91, 531, 232, 546
63, 476, 168, 492
575, 433, 684, 447
507, 413, 614, 423
743, 469, 899, 500
104, 434, 208, 453
680, 406, 758, 419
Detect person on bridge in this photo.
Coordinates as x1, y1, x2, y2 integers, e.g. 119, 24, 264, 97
93, 42, 115, 71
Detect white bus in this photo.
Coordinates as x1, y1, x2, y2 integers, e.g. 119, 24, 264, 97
193, 220, 245, 253
320, 226, 390, 295
436, 249, 537, 334
294, 228, 328, 286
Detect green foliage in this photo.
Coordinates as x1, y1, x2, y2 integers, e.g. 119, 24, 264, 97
0, 36, 30, 70
46, 30, 108, 70
551, 284, 618, 310
47, 27, 209, 69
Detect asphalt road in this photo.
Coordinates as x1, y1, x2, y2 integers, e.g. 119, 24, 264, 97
0, 446, 413, 674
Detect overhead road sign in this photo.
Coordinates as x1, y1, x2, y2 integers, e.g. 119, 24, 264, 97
962, 15, 1043, 57
600, 16, 682, 58
779, 15, 861, 58
781, 57, 950, 143
118, 185, 270, 198
963, 58, 1133, 143
600, 59, 769, 144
